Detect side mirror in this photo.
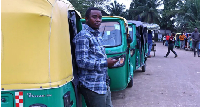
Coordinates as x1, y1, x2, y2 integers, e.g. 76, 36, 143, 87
127, 36, 133, 44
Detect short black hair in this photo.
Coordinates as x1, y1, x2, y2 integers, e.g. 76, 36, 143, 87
172, 32, 175, 36
85, 7, 101, 19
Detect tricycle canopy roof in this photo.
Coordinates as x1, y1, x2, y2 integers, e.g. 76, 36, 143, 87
1, 0, 80, 90
102, 16, 128, 26
142, 23, 160, 30
128, 20, 143, 27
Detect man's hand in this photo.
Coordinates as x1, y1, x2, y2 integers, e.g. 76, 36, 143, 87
107, 58, 118, 68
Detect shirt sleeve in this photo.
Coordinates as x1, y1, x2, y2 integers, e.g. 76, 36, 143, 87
199, 34, 200, 40
74, 35, 107, 71
191, 33, 194, 39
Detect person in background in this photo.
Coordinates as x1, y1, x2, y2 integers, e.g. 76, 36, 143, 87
175, 34, 180, 48
179, 32, 186, 49
165, 33, 170, 46
184, 32, 188, 49
164, 32, 178, 58
163, 36, 166, 45
187, 34, 192, 49
191, 28, 200, 57
147, 30, 153, 58
73, 7, 118, 107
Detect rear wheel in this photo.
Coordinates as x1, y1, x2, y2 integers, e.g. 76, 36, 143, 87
127, 76, 133, 87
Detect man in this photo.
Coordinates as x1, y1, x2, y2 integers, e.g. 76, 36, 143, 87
73, 7, 118, 107
191, 28, 200, 57
147, 30, 152, 58
179, 32, 186, 49
164, 32, 178, 58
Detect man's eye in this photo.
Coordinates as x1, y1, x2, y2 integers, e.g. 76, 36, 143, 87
92, 16, 97, 19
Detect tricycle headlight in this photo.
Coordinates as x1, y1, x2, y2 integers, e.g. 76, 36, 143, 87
110, 54, 126, 68
130, 49, 135, 57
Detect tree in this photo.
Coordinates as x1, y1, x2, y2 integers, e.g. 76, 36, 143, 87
159, 0, 182, 33
105, 0, 126, 16
128, 0, 161, 24
175, 0, 200, 32
68, 0, 109, 17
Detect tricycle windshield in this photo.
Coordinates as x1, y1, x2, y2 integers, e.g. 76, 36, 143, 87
99, 22, 122, 47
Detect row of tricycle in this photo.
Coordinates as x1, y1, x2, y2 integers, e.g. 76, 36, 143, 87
1, 0, 153, 107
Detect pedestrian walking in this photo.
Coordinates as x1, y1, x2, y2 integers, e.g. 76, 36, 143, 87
191, 28, 200, 57
73, 7, 118, 107
179, 32, 186, 49
147, 30, 153, 58
164, 32, 178, 58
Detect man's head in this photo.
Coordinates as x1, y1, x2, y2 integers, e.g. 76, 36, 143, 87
171, 32, 175, 37
194, 28, 198, 32
85, 7, 102, 30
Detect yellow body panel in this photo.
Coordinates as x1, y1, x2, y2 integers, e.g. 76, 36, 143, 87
1, 0, 78, 90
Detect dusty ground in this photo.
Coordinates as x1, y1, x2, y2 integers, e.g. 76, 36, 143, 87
111, 42, 200, 107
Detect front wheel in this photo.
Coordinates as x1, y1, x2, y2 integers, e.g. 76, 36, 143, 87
127, 77, 133, 88
142, 62, 146, 72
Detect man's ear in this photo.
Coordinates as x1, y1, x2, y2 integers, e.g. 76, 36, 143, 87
85, 17, 89, 23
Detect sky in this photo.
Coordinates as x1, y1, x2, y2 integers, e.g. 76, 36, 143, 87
116, 0, 132, 9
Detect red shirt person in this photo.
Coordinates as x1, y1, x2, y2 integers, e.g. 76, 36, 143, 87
166, 34, 170, 41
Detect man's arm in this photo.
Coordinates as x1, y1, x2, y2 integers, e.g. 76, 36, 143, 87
191, 33, 194, 39
74, 35, 107, 71
199, 33, 200, 41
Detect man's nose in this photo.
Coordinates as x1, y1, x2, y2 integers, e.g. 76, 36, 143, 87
96, 18, 101, 22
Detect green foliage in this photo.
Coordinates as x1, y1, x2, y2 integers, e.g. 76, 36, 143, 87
105, 0, 126, 16
68, 0, 200, 32
128, 0, 161, 24
68, 0, 108, 18
159, 0, 182, 32
175, 0, 200, 32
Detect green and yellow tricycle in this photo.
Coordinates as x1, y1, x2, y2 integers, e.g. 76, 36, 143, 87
128, 20, 147, 72
81, 16, 134, 91
1, 0, 86, 107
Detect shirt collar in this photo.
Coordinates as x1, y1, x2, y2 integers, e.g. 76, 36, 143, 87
84, 24, 100, 36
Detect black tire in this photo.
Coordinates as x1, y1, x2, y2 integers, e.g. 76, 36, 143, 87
127, 76, 133, 88
142, 61, 146, 72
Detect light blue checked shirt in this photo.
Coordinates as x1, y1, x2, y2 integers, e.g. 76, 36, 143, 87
73, 24, 108, 94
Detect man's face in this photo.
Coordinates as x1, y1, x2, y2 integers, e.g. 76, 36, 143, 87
195, 28, 198, 32
86, 10, 102, 29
